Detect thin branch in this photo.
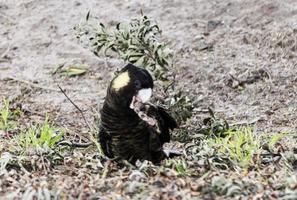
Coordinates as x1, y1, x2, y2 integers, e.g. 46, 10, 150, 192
57, 140, 93, 147
0, 58, 9, 62
57, 84, 103, 153
57, 84, 92, 130
229, 117, 262, 126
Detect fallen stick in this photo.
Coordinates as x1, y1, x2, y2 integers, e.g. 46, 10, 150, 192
0, 44, 11, 58
57, 84, 91, 128
57, 84, 102, 152
3, 76, 61, 92
229, 117, 262, 126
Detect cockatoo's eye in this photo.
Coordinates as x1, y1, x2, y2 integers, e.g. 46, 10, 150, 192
134, 80, 141, 90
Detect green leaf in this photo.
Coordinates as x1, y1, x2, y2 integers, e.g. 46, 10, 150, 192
103, 41, 115, 56
268, 132, 288, 150
50, 131, 64, 147
134, 56, 145, 67
61, 66, 88, 77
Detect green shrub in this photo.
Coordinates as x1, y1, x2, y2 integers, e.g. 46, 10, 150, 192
75, 14, 193, 123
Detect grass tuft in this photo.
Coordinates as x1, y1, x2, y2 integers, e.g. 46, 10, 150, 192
208, 126, 261, 168
17, 117, 64, 150
0, 99, 17, 132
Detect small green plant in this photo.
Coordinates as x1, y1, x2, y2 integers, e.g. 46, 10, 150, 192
75, 14, 171, 79
18, 117, 64, 150
267, 132, 288, 151
199, 107, 230, 137
0, 99, 16, 132
0, 118, 65, 172
208, 126, 261, 168
165, 158, 190, 175
75, 13, 193, 123
206, 126, 290, 169
163, 90, 193, 124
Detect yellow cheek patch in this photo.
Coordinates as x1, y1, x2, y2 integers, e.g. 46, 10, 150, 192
112, 71, 130, 91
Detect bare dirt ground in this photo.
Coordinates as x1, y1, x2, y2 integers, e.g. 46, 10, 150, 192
1, 0, 297, 199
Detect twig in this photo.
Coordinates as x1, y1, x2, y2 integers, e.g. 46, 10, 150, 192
229, 117, 262, 126
21, 108, 46, 117
57, 140, 93, 147
0, 58, 9, 62
3, 76, 61, 92
258, 153, 281, 157
57, 84, 103, 154
57, 84, 92, 130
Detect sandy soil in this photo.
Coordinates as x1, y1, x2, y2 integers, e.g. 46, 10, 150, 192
1, 0, 297, 199
1, 0, 297, 132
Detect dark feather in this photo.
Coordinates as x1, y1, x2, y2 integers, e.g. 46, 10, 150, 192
157, 106, 178, 130
145, 105, 178, 144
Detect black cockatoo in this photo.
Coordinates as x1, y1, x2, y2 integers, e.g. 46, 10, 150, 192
99, 64, 178, 164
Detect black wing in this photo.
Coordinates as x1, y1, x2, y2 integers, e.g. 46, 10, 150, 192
157, 106, 178, 130
148, 106, 178, 145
